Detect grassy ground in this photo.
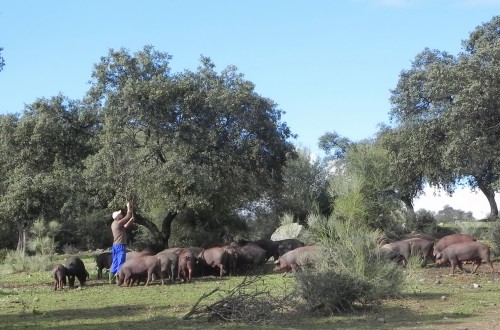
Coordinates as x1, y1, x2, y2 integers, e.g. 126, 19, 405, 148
1, 253, 500, 329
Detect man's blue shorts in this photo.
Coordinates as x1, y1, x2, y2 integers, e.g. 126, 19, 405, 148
110, 244, 127, 275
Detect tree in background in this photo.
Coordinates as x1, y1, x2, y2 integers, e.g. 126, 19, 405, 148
434, 205, 475, 223
318, 131, 351, 161
333, 140, 407, 232
376, 125, 427, 215
0, 96, 99, 252
389, 16, 500, 219
296, 149, 405, 313
244, 148, 331, 240
389, 48, 457, 196
27, 219, 61, 256
274, 148, 330, 222
319, 131, 412, 234
84, 46, 294, 247
0, 47, 4, 72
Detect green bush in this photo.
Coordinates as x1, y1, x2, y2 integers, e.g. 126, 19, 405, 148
296, 215, 405, 313
4, 250, 27, 273
456, 221, 489, 240
294, 270, 372, 313
3, 250, 54, 273
28, 219, 61, 255
129, 226, 164, 252
26, 254, 54, 272
488, 221, 500, 255
404, 209, 437, 236
0, 248, 8, 263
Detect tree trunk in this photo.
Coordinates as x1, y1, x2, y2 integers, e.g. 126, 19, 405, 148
161, 211, 178, 248
477, 183, 498, 219
133, 211, 179, 249
133, 213, 164, 244
16, 222, 28, 254
400, 194, 415, 215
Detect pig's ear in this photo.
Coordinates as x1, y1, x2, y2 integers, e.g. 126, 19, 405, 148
436, 253, 442, 259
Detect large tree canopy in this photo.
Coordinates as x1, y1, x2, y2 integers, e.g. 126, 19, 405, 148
84, 46, 295, 247
387, 16, 500, 219
0, 96, 99, 250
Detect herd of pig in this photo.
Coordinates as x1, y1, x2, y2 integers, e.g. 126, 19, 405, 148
51, 233, 495, 290
380, 233, 495, 274
51, 238, 316, 290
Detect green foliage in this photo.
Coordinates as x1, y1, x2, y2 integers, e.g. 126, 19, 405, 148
435, 205, 476, 223
0, 219, 17, 250
274, 148, 331, 223
405, 253, 425, 271
0, 46, 295, 250
376, 127, 426, 210
297, 217, 404, 313
241, 203, 280, 240
456, 221, 490, 241
326, 141, 406, 233
129, 226, 162, 251
318, 130, 352, 160
4, 251, 29, 273
387, 16, 500, 218
0, 47, 4, 72
302, 213, 335, 244
62, 210, 114, 250
0, 248, 7, 262
328, 173, 366, 223
295, 154, 405, 313
242, 148, 331, 240
279, 212, 294, 226
488, 221, 500, 255
27, 236, 55, 256
165, 209, 248, 248
405, 209, 437, 235
27, 219, 61, 255
84, 46, 294, 247
0, 96, 99, 251
294, 270, 373, 313
3, 250, 53, 273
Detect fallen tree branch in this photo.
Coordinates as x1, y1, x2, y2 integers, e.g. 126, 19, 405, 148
181, 276, 289, 324
181, 287, 220, 320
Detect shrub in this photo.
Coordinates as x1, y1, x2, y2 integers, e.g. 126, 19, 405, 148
28, 219, 61, 255
129, 226, 164, 252
0, 248, 8, 263
294, 167, 405, 313
294, 270, 373, 313
62, 244, 79, 255
456, 221, 489, 240
405, 209, 437, 235
296, 215, 405, 313
3, 250, 53, 273
488, 221, 500, 255
4, 250, 28, 273
25, 254, 54, 272
404, 253, 429, 276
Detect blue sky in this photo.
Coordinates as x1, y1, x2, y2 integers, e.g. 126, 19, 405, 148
1, 0, 499, 217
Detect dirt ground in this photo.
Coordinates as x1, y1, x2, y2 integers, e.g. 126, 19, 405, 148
388, 263, 500, 330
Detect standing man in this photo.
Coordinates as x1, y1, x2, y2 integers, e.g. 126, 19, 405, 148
109, 201, 134, 283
